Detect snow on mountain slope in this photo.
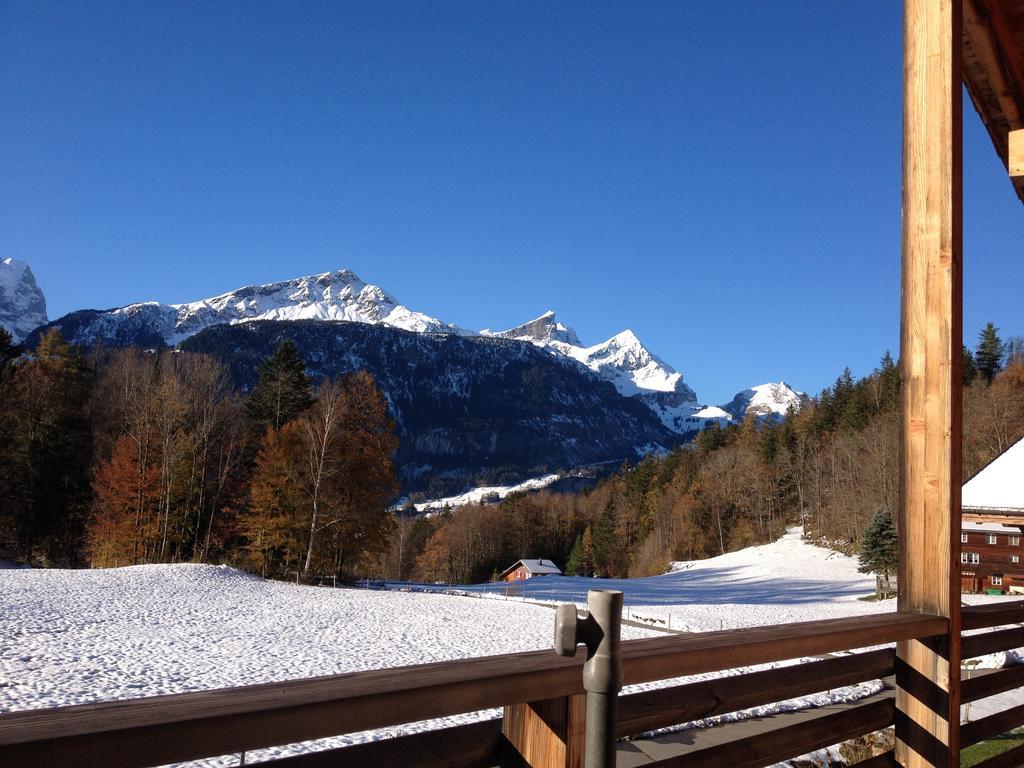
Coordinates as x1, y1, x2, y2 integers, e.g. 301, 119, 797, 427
401, 473, 562, 513
722, 381, 805, 423
0, 258, 48, 343
484, 312, 703, 433
170, 269, 468, 343
40, 269, 470, 348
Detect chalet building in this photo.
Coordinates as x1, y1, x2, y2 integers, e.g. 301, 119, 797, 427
960, 436, 1024, 593
959, 522, 1024, 594
499, 558, 562, 582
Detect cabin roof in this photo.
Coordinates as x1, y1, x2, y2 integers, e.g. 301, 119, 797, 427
963, 0, 1024, 204
962, 435, 1024, 512
962, 521, 1022, 534
499, 558, 562, 578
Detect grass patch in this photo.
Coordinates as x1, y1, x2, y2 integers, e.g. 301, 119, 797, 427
858, 593, 896, 602
961, 730, 1024, 767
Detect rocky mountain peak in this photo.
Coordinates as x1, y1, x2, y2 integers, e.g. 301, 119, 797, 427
0, 258, 48, 343
483, 310, 581, 346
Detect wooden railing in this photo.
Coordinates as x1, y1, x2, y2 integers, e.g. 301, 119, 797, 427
960, 601, 1024, 768
0, 612, 949, 768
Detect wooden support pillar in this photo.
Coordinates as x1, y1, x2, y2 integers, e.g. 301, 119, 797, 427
898, 0, 963, 766
502, 695, 586, 768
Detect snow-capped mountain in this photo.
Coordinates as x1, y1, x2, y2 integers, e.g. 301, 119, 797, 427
32, 269, 468, 348
29, 266, 805, 437
722, 382, 806, 423
483, 311, 701, 433
0, 258, 48, 343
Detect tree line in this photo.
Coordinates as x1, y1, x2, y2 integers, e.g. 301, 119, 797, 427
0, 331, 397, 579
3, 323, 1022, 585
400, 324, 1024, 583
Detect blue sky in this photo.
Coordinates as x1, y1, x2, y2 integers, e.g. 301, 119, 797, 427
2, 1, 1022, 404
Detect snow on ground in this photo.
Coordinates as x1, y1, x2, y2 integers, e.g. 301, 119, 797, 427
3, 528, 1022, 765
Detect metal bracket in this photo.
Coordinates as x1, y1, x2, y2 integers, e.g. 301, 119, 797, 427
553, 590, 623, 768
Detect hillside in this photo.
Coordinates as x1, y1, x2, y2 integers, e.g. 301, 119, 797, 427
181, 320, 677, 494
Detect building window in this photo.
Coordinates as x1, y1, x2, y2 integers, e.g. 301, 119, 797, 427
987, 534, 998, 545
992, 575, 1003, 586
961, 533, 969, 543
1013, 555, 1020, 564
1013, 536, 1021, 546
961, 552, 980, 565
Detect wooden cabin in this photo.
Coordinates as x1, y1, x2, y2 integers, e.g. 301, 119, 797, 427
3, 3, 1024, 767
960, 436, 1024, 593
499, 558, 563, 582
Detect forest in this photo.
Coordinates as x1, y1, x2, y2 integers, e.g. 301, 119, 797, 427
0, 331, 397, 578
2, 323, 1023, 585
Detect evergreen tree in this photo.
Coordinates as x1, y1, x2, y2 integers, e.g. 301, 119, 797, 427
565, 532, 584, 576
10, 329, 93, 564
591, 495, 620, 577
0, 327, 16, 371
976, 323, 1006, 385
858, 509, 898, 599
962, 345, 978, 386
840, 380, 872, 432
245, 340, 313, 432
878, 351, 900, 411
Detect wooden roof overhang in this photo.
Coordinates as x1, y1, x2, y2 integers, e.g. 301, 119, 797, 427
963, 0, 1024, 202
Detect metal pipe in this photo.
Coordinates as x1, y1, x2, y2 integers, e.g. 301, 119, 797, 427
554, 589, 623, 768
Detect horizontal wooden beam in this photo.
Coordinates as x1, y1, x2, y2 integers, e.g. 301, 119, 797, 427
642, 696, 895, 768
962, 664, 1024, 703
962, 626, 1024, 659
620, 613, 945, 686
0, 612, 946, 768
962, 600, 1024, 630
618, 649, 895, 737
961, 702, 1024, 747
257, 719, 502, 767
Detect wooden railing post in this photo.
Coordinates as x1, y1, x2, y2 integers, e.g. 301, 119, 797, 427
502, 694, 586, 768
899, 0, 963, 766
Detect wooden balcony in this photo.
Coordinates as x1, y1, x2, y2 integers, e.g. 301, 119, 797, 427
0, 605, 1020, 768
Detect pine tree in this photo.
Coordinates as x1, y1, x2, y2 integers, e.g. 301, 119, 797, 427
976, 323, 1006, 385
878, 351, 900, 411
565, 533, 584, 576
0, 327, 15, 371
245, 340, 313, 432
580, 527, 595, 577
591, 495, 618, 577
858, 509, 898, 599
962, 345, 978, 386
11, 329, 93, 564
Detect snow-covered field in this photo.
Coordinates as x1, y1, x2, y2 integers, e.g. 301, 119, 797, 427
398, 528, 893, 632
3, 528, 1021, 766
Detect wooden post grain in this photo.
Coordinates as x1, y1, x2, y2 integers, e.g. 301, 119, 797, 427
502, 694, 586, 768
898, 0, 963, 765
